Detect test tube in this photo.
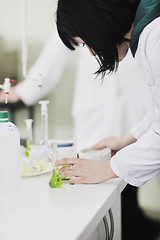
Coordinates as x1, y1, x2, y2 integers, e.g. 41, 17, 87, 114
39, 100, 50, 145
25, 119, 33, 145
73, 137, 79, 158
24, 119, 33, 159
49, 143, 63, 188
52, 143, 58, 169
48, 143, 58, 171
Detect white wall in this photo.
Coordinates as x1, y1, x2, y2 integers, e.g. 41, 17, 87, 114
0, 0, 54, 49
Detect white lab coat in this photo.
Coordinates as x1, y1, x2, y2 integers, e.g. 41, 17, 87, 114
110, 17, 160, 187
15, 31, 152, 147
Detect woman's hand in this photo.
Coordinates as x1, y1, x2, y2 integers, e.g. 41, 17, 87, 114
57, 158, 117, 184
92, 132, 137, 156
0, 87, 20, 103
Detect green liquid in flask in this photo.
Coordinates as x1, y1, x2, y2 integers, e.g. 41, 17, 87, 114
49, 169, 63, 188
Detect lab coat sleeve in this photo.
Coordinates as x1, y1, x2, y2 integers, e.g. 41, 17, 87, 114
110, 130, 160, 187
129, 108, 153, 139
15, 31, 71, 106
110, 22, 160, 187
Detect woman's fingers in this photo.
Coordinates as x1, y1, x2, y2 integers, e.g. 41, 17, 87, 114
59, 167, 78, 179
92, 138, 108, 150
92, 144, 103, 150
92, 142, 105, 149
60, 170, 77, 179
58, 158, 89, 180
69, 176, 86, 184
58, 158, 81, 179
57, 158, 79, 166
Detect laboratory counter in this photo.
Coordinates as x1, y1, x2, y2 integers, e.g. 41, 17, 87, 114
0, 173, 126, 240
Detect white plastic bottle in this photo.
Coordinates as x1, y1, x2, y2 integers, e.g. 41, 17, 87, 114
0, 111, 21, 191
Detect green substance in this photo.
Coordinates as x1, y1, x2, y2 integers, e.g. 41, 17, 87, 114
63, 177, 70, 182
61, 165, 70, 182
49, 169, 63, 188
25, 140, 32, 157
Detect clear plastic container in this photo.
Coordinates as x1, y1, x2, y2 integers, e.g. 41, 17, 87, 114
0, 111, 21, 191
39, 100, 50, 145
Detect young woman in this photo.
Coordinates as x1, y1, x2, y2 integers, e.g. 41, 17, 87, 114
56, 0, 160, 187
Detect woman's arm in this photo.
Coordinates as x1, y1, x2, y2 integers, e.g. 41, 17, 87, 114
15, 32, 71, 106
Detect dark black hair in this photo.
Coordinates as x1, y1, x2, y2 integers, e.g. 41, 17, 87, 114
56, 0, 140, 76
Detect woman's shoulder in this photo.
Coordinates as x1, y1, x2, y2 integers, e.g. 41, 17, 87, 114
140, 17, 160, 43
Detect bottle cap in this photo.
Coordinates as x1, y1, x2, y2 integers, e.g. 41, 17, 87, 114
0, 111, 9, 122
24, 119, 33, 130
39, 100, 50, 114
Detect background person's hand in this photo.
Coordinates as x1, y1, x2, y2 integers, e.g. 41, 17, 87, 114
0, 87, 20, 103
57, 157, 117, 184
92, 133, 137, 157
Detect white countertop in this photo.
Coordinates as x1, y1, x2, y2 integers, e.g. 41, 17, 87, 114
0, 173, 126, 240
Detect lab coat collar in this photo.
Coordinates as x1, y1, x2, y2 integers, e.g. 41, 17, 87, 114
130, 0, 160, 57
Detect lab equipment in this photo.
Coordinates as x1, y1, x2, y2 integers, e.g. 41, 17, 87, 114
81, 147, 111, 161
39, 100, 50, 145
73, 137, 79, 158
22, 0, 43, 88
0, 78, 15, 104
103, 209, 114, 240
49, 169, 63, 188
21, 157, 51, 175
57, 143, 73, 147
28, 144, 52, 162
24, 119, 44, 172
49, 143, 63, 188
22, 0, 28, 78
24, 119, 33, 157
0, 111, 21, 191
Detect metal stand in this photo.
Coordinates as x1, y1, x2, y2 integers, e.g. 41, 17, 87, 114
103, 208, 114, 240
